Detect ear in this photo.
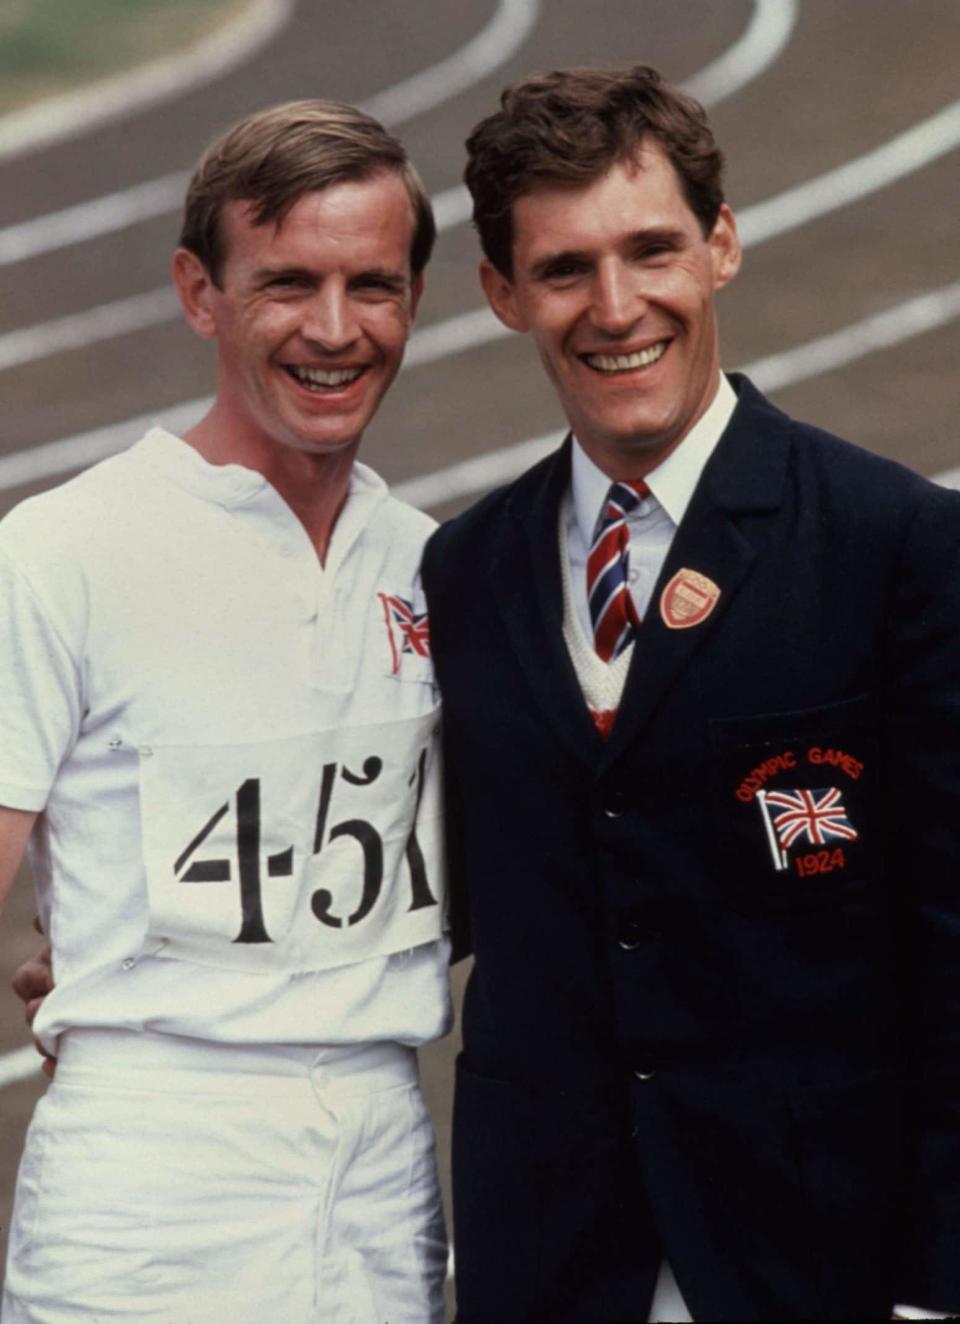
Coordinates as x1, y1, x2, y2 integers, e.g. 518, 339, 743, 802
709, 204, 741, 291
172, 248, 219, 339
479, 258, 527, 332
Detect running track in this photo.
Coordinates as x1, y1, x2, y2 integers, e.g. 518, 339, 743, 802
1, 0, 958, 1288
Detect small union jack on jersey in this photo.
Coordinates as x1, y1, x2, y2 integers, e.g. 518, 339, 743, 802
765, 787, 859, 849
378, 593, 431, 675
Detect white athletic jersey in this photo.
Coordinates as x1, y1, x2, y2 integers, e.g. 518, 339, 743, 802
0, 429, 452, 1053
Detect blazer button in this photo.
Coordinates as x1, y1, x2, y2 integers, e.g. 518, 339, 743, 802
635, 1068, 656, 1082
618, 920, 642, 950
603, 788, 627, 818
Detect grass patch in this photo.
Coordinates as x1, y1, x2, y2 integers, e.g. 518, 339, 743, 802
0, 0, 247, 115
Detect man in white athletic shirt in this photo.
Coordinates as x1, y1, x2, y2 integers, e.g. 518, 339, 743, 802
0, 101, 450, 1323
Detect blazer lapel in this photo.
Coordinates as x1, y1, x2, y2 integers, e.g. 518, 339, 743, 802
489, 439, 605, 765
603, 377, 792, 767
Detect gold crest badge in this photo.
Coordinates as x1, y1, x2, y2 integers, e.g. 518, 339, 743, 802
659, 568, 721, 630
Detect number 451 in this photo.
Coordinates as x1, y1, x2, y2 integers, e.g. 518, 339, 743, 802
173, 753, 437, 943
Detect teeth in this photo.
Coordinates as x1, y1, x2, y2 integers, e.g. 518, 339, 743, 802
288, 365, 363, 388
585, 342, 667, 372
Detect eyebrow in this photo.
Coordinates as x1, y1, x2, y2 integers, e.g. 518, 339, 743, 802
250, 264, 409, 287
251, 265, 314, 284
352, 266, 408, 287
528, 250, 589, 281
527, 226, 688, 279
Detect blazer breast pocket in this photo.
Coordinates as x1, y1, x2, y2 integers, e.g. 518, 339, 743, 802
709, 694, 879, 910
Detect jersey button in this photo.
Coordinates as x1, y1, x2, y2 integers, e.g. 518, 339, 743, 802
121, 957, 136, 971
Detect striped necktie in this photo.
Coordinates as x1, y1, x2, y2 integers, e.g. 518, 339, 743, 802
587, 479, 649, 662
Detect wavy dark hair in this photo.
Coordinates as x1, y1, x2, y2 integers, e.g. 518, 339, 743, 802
465, 65, 725, 276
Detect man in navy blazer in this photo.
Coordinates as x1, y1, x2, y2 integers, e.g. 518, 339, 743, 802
423, 66, 960, 1321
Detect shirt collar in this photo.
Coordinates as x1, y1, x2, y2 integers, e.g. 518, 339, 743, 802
571, 372, 738, 542
135, 427, 388, 511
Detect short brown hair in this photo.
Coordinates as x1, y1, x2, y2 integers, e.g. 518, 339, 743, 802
179, 99, 435, 285
464, 65, 725, 276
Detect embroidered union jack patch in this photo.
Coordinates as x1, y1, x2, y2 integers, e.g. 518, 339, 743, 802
378, 593, 431, 675
756, 786, 858, 872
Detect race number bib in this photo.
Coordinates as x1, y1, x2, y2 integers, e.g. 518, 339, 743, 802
138, 711, 445, 972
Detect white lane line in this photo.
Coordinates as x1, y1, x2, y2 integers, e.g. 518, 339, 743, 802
682, 0, 798, 108
0, 169, 469, 269
0, 0, 295, 164
392, 283, 960, 510
0, 0, 540, 268
738, 282, 960, 393
362, 0, 540, 126
0, 400, 211, 493
2, 279, 958, 500
394, 429, 564, 510
0, 175, 190, 267
0, 1044, 41, 1090
428, 183, 474, 235
405, 307, 502, 369
737, 98, 960, 247
0, 290, 182, 374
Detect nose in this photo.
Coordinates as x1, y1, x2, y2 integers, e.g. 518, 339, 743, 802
590, 259, 645, 336
300, 283, 361, 351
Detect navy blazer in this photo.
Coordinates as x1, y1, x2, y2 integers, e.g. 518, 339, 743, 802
423, 376, 960, 1322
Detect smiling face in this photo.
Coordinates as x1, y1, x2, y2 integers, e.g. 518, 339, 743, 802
173, 171, 422, 469
480, 142, 740, 478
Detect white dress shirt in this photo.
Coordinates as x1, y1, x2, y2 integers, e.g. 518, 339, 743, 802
567, 373, 737, 639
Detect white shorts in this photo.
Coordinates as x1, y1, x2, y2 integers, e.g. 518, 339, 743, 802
2, 1030, 447, 1323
